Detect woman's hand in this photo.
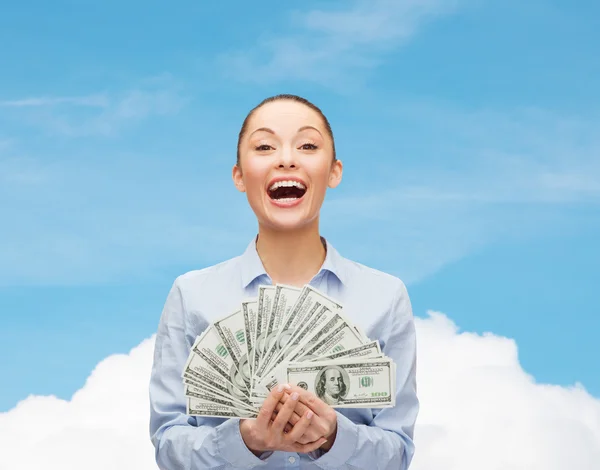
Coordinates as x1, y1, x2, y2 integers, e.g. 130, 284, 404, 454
274, 386, 338, 448
240, 384, 328, 456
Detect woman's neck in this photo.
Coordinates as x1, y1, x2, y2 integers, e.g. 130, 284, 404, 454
255, 222, 326, 287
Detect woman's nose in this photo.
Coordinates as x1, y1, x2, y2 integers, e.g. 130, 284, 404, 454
277, 145, 297, 169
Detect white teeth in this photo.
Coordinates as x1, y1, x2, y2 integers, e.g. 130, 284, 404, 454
276, 197, 298, 203
268, 180, 306, 191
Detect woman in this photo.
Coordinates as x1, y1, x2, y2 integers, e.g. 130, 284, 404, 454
149, 94, 419, 469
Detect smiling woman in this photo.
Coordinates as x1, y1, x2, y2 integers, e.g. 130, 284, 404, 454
148, 94, 420, 470
231, 95, 342, 247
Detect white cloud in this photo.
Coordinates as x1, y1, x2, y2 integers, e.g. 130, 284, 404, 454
1, 313, 598, 469
0, 77, 185, 137
220, 0, 460, 87
0, 94, 109, 108
0, 338, 157, 469
412, 313, 600, 469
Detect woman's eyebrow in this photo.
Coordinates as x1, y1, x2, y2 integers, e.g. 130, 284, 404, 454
249, 126, 323, 138
249, 127, 275, 137
298, 125, 323, 136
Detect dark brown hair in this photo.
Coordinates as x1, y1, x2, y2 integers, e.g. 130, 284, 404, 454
236, 94, 336, 166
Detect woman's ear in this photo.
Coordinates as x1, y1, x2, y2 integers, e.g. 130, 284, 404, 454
232, 164, 246, 192
328, 159, 343, 189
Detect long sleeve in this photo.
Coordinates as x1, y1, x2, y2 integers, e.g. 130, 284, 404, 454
312, 280, 419, 470
148, 278, 267, 470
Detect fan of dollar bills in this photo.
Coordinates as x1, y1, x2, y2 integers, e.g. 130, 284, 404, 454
182, 284, 396, 418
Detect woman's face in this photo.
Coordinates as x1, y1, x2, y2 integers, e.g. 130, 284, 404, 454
233, 100, 342, 232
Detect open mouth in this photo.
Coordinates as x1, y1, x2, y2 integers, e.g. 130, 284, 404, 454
267, 179, 307, 203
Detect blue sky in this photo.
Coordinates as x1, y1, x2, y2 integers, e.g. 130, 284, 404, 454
0, 0, 599, 412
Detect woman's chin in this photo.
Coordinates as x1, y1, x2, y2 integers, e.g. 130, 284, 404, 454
261, 212, 318, 232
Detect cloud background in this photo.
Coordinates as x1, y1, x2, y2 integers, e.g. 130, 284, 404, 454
2, 313, 598, 470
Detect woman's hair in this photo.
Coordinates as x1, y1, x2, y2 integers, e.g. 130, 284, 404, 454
236, 94, 336, 166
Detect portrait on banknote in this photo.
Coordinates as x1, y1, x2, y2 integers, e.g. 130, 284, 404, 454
315, 365, 349, 405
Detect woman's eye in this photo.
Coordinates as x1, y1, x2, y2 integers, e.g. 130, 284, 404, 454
255, 144, 273, 151
300, 143, 318, 150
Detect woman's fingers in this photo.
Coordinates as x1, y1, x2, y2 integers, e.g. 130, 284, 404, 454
295, 389, 329, 416
278, 393, 311, 417
271, 407, 303, 425
292, 438, 329, 454
257, 384, 290, 429
285, 409, 314, 442
271, 391, 299, 433
274, 405, 302, 426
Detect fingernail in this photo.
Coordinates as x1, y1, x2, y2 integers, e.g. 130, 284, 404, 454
284, 384, 292, 390
306, 410, 313, 419
277, 384, 284, 393
291, 392, 299, 401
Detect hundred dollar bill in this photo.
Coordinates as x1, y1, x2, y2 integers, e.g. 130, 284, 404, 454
262, 285, 302, 361
255, 315, 354, 401
188, 326, 248, 398
187, 397, 258, 418
184, 384, 258, 413
256, 285, 343, 379
259, 312, 345, 383
249, 302, 323, 402
265, 358, 396, 408
258, 302, 323, 379
259, 304, 332, 379
295, 319, 365, 362
241, 299, 257, 379
259, 338, 383, 394
213, 309, 251, 389
182, 349, 250, 404
321, 340, 382, 361
353, 325, 369, 342
183, 376, 256, 411
254, 286, 275, 371
273, 304, 358, 367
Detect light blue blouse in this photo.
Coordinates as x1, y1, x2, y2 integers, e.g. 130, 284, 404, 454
149, 237, 419, 470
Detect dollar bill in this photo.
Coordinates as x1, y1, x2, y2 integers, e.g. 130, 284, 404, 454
321, 340, 382, 361
268, 304, 354, 370
262, 284, 302, 361
184, 384, 258, 413
188, 326, 248, 399
187, 397, 258, 418
182, 350, 251, 405
265, 358, 396, 408
213, 309, 251, 390
182, 376, 256, 411
260, 312, 345, 382
254, 286, 275, 372
256, 285, 343, 379
241, 299, 257, 379
259, 339, 382, 394
257, 302, 323, 379
353, 325, 369, 342
295, 319, 365, 362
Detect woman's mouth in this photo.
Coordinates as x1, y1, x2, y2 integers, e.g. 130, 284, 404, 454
267, 179, 307, 206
